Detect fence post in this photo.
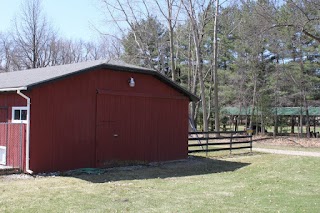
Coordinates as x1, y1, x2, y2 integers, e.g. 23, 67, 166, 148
230, 133, 233, 154
206, 132, 209, 157
250, 135, 253, 152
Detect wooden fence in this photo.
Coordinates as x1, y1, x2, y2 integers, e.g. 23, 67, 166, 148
188, 131, 252, 154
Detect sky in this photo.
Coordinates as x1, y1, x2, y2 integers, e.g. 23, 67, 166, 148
0, 0, 105, 41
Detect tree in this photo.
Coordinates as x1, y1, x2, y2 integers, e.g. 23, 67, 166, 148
212, 0, 220, 132
100, 0, 172, 74
121, 16, 169, 72
93, 0, 320, 133
11, 0, 57, 69
0, 33, 12, 72
154, 0, 182, 81
278, 0, 320, 43
47, 37, 115, 65
181, 0, 215, 131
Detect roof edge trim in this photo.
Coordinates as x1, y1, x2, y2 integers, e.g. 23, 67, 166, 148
0, 87, 27, 92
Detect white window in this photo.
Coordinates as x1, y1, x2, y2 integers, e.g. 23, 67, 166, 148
12, 107, 28, 123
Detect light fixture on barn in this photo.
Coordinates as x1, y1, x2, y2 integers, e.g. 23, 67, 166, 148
129, 77, 135, 87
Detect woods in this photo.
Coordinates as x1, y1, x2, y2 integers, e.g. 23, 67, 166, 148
1, 0, 319, 136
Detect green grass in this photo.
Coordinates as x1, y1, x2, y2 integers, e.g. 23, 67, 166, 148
1, 152, 319, 212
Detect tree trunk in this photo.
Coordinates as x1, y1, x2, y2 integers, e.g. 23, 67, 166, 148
213, 0, 220, 133
291, 116, 295, 134
303, 92, 310, 138
168, 6, 176, 82
184, 0, 209, 132
299, 107, 303, 137
235, 116, 238, 131
250, 72, 257, 130
273, 108, 278, 137
197, 57, 208, 132
188, 29, 198, 128
261, 109, 265, 135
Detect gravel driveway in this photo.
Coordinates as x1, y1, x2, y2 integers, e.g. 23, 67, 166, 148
253, 148, 320, 157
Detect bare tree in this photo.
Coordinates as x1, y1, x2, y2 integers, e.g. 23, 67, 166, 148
100, 0, 151, 62
212, 0, 220, 132
99, 0, 175, 75
0, 33, 21, 72
250, 0, 320, 43
12, 0, 56, 69
283, 0, 320, 43
154, 0, 182, 81
0, 33, 10, 72
181, 0, 214, 131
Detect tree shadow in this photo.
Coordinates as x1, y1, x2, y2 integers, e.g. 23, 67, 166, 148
67, 156, 250, 183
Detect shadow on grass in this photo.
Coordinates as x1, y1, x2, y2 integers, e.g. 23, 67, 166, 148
69, 156, 250, 183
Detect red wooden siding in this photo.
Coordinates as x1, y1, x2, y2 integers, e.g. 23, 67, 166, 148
0, 123, 26, 168
0, 93, 26, 122
0, 108, 8, 122
1, 69, 190, 173
0, 94, 26, 169
96, 93, 188, 166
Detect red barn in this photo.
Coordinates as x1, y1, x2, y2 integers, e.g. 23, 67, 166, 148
0, 60, 198, 173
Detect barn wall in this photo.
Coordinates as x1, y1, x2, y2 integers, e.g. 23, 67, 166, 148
0, 93, 27, 169
27, 69, 189, 172
95, 92, 189, 166
0, 93, 27, 122
0, 123, 26, 169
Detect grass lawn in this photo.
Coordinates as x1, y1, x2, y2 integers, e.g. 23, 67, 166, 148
1, 152, 319, 213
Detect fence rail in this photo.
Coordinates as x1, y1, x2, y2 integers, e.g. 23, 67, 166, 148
188, 131, 252, 154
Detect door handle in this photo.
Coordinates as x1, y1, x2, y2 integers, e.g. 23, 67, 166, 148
113, 134, 118, 137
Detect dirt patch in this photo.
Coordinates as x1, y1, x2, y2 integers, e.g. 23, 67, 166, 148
0, 174, 34, 181
254, 136, 320, 148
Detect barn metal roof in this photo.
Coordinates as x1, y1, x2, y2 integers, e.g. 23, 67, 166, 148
0, 59, 199, 102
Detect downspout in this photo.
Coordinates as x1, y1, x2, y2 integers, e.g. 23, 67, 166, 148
17, 90, 33, 174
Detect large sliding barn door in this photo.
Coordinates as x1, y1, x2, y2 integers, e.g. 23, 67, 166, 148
95, 91, 187, 167
95, 93, 148, 166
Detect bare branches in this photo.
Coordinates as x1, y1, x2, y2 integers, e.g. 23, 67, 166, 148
302, 29, 320, 43
12, 0, 56, 69
0, 0, 120, 72
252, 0, 320, 43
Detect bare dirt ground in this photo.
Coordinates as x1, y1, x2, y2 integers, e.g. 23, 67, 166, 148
254, 136, 320, 148
253, 147, 320, 157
